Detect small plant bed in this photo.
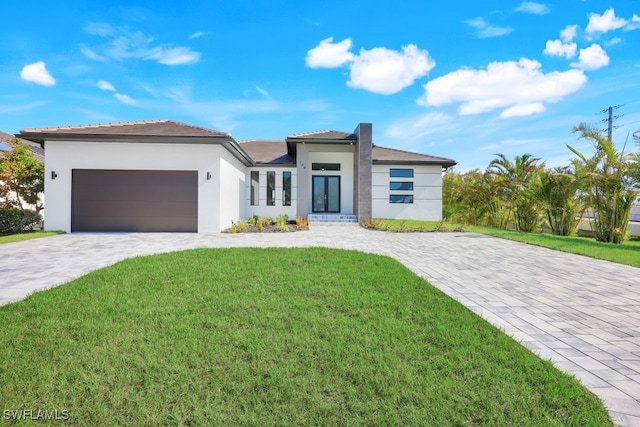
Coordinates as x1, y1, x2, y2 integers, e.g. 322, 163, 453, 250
0, 248, 612, 425
363, 218, 466, 232
224, 215, 308, 233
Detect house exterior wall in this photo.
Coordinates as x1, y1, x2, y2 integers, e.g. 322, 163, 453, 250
245, 166, 297, 219
44, 140, 240, 233
218, 148, 248, 230
296, 144, 355, 217
372, 164, 443, 220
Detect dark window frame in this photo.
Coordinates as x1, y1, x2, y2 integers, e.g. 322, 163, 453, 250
282, 171, 292, 206
389, 181, 414, 191
250, 171, 259, 206
312, 163, 341, 171
389, 168, 414, 178
389, 194, 414, 204
266, 171, 276, 206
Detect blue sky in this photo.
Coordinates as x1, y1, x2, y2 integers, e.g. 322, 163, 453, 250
1, 1, 639, 171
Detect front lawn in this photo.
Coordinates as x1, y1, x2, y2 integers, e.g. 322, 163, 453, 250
0, 248, 612, 426
0, 231, 62, 245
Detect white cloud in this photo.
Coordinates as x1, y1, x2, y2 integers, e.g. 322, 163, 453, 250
83, 22, 201, 66
586, 8, 627, 34
305, 37, 354, 68
418, 58, 587, 118
97, 80, 115, 91
384, 111, 455, 141
144, 47, 200, 65
464, 17, 514, 38
256, 86, 269, 97
189, 31, 205, 40
306, 38, 435, 95
501, 102, 546, 118
560, 24, 578, 42
80, 46, 106, 61
347, 45, 435, 95
571, 44, 610, 70
606, 37, 622, 47
114, 93, 137, 105
20, 61, 56, 87
543, 40, 577, 59
515, 2, 550, 15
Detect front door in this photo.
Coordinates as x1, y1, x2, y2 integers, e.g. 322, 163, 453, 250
312, 176, 340, 213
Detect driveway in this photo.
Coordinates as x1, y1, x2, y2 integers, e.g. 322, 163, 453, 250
2, 226, 640, 426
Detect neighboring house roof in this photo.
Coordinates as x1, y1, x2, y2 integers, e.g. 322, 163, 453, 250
0, 130, 45, 163
373, 146, 457, 167
238, 140, 296, 165
17, 119, 254, 166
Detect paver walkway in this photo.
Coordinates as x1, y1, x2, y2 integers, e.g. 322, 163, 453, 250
1, 226, 640, 426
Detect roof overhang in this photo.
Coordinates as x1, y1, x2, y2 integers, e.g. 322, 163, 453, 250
16, 132, 255, 166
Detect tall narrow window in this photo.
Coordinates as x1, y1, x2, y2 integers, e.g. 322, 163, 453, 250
267, 171, 275, 206
250, 171, 259, 206
282, 171, 292, 206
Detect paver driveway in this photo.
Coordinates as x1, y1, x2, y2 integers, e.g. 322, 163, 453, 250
2, 225, 640, 426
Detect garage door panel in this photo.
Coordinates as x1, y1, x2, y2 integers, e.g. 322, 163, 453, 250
72, 170, 198, 232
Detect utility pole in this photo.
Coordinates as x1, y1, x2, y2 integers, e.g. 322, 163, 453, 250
598, 105, 623, 141
607, 105, 613, 142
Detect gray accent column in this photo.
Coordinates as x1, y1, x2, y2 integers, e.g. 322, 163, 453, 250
353, 123, 372, 222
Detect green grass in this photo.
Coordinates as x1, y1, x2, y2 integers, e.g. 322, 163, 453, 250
466, 225, 640, 269
0, 230, 63, 245
367, 218, 465, 232
0, 248, 612, 426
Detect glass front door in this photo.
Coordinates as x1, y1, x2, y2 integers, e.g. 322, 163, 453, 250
312, 176, 340, 213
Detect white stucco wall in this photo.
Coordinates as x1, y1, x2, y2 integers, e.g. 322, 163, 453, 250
372, 164, 443, 220
44, 140, 244, 233
245, 167, 297, 220
307, 151, 354, 215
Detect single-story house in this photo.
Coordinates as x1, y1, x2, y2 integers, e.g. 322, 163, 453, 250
17, 120, 456, 233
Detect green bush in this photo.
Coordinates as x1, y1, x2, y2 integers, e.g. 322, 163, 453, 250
0, 208, 24, 233
0, 209, 42, 234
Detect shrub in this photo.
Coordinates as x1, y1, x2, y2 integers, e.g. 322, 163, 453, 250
276, 214, 288, 227
295, 216, 309, 231
0, 208, 23, 234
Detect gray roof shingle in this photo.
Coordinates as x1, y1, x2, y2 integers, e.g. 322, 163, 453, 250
373, 146, 456, 167
238, 140, 295, 164
18, 119, 231, 142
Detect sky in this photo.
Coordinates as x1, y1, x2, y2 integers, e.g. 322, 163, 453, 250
1, 0, 639, 171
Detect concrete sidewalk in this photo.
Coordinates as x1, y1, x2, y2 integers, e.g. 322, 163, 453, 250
1, 226, 639, 426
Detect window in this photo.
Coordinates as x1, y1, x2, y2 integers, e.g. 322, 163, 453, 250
390, 168, 414, 178
312, 163, 341, 171
390, 181, 413, 191
282, 171, 292, 206
390, 195, 414, 204
267, 171, 275, 206
250, 171, 259, 206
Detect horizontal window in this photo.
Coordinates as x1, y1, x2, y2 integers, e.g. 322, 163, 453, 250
312, 163, 341, 171
390, 181, 413, 191
389, 195, 414, 204
389, 168, 413, 178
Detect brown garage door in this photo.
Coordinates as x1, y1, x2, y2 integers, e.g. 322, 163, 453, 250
72, 170, 198, 232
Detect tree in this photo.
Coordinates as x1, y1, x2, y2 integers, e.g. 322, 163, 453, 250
0, 137, 44, 233
531, 166, 584, 236
568, 123, 639, 244
487, 153, 543, 232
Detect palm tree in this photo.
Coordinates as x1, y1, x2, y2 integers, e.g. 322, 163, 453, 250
568, 123, 639, 244
487, 153, 543, 231
531, 166, 584, 236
